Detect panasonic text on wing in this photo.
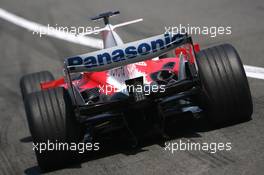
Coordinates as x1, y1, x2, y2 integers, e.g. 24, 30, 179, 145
67, 33, 185, 70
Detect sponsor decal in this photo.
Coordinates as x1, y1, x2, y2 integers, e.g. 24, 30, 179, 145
67, 33, 185, 70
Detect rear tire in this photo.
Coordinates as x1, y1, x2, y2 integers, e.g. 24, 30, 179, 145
196, 44, 253, 125
24, 87, 82, 171
20, 71, 54, 99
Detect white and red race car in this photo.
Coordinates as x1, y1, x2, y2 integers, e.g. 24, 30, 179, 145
20, 11, 252, 171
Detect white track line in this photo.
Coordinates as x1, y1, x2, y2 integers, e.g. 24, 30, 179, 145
244, 65, 264, 80
0, 8, 264, 80
0, 8, 103, 49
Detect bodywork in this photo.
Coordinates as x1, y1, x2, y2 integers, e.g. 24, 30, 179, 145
40, 12, 203, 140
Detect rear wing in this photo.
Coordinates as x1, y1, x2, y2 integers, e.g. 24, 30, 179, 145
64, 33, 191, 73
64, 33, 193, 107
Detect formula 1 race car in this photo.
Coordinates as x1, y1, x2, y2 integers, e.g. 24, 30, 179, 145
20, 11, 253, 171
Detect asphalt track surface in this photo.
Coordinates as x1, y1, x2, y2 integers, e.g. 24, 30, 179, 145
0, 0, 264, 174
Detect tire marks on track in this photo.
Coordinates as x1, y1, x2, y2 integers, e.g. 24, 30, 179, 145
183, 138, 236, 169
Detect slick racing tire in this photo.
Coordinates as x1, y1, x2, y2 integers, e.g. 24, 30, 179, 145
196, 44, 253, 125
20, 71, 54, 99
24, 87, 82, 171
